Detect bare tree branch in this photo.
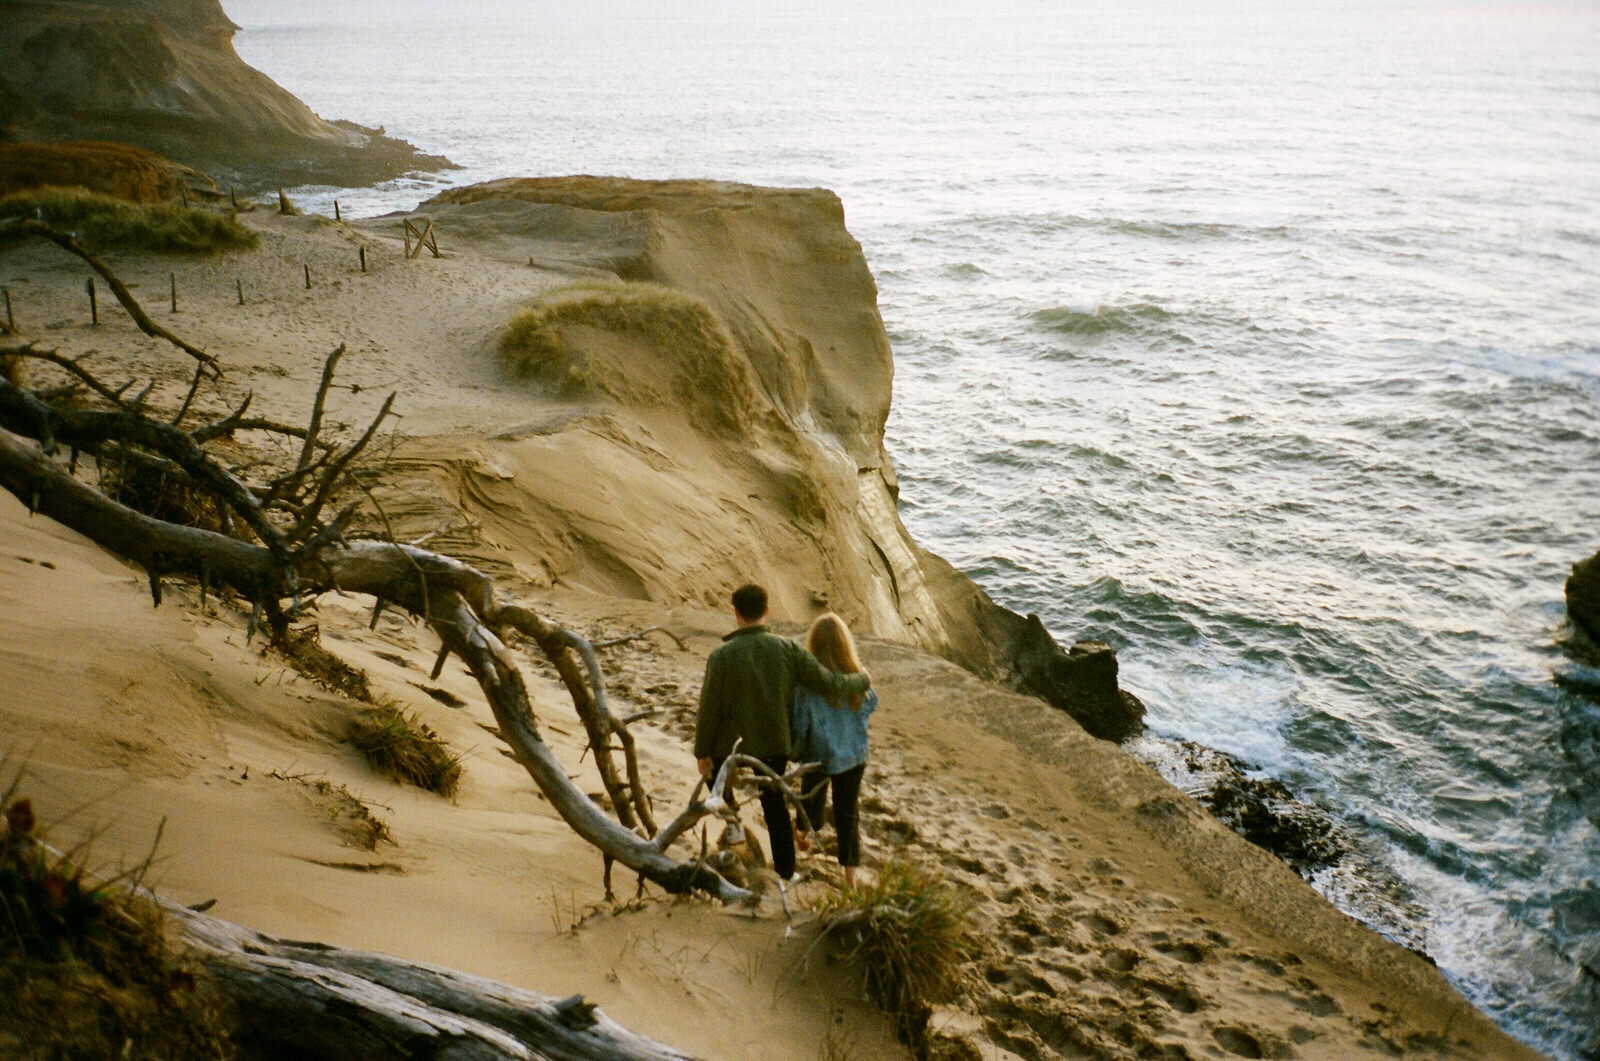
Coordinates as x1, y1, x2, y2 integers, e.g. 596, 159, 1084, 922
8, 220, 220, 374
0, 422, 750, 905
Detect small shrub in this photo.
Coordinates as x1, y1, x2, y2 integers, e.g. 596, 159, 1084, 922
812, 858, 976, 1043
0, 784, 234, 1058
349, 702, 462, 798
0, 187, 257, 254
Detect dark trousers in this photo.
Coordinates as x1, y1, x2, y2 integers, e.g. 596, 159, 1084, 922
799, 763, 866, 868
713, 755, 795, 881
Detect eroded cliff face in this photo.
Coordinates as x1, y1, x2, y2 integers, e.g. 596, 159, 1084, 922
401, 178, 1142, 738
0, 0, 452, 188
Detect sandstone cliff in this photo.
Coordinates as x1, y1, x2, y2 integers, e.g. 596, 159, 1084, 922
379, 178, 1142, 738
0, 0, 452, 188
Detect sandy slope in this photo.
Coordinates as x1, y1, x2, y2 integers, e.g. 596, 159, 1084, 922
0, 197, 1543, 1059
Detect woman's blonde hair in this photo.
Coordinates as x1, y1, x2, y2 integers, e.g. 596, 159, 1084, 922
806, 612, 864, 709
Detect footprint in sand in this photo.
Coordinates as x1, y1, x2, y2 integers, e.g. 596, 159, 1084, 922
1211, 1023, 1283, 1058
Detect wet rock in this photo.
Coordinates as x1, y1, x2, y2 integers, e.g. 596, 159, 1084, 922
1175, 743, 1345, 877
1566, 549, 1600, 651
1013, 617, 1145, 741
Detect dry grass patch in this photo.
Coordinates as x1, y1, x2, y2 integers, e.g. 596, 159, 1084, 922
97, 446, 238, 539
496, 281, 755, 432
0, 142, 190, 203
0, 187, 257, 254
812, 858, 977, 1046
348, 701, 462, 798
0, 782, 234, 1059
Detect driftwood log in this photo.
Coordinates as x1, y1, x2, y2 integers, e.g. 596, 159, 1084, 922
0, 220, 752, 905
0, 424, 749, 904
164, 899, 697, 1061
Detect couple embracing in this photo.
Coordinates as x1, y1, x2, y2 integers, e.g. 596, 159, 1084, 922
693, 584, 878, 887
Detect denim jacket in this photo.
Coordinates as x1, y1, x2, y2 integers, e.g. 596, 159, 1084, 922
790, 687, 877, 775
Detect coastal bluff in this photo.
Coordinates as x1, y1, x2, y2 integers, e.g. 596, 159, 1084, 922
378, 176, 1144, 740
0, 0, 452, 188
0, 180, 1543, 1059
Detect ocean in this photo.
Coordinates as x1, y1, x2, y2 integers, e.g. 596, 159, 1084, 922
225, 1, 1600, 1055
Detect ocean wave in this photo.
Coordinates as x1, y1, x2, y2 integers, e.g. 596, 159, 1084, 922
1015, 213, 1296, 241
1030, 301, 1173, 336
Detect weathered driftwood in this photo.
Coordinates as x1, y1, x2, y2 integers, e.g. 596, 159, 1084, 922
165, 899, 698, 1061
0, 422, 749, 905
0, 227, 753, 903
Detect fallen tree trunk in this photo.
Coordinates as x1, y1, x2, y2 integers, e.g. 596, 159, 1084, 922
0, 423, 749, 904
164, 899, 699, 1061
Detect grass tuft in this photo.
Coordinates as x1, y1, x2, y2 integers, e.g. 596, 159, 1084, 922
812, 858, 976, 1044
349, 701, 462, 798
274, 623, 373, 702
0, 779, 234, 1058
0, 187, 257, 254
496, 281, 751, 430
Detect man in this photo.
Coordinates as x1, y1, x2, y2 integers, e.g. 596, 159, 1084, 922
694, 583, 871, 882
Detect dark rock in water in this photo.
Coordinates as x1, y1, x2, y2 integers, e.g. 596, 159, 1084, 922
1161, 741, 1346, 878
0, 0, 455, 190
1131, 736, 1430, 953
1012, 616, 1145, 742
1566, 549, 1600, 653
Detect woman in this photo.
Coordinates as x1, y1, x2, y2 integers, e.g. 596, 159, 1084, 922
790, 612, 877, 886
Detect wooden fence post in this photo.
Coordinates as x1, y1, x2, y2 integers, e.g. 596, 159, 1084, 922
2, 287, 12, 332
170, 273, 177, 314
86, 277, 97, 325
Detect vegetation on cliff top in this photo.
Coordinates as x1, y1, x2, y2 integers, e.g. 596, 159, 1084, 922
497, 281, 754, 432
0, 188, 256, 254
0, 142, 194, 204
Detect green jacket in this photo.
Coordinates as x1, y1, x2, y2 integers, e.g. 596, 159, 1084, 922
694, 625, 871, 761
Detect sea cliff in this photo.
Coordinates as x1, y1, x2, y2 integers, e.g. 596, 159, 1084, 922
0, 0, 452, 188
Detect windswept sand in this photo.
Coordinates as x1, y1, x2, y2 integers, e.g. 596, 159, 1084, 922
0, 197, 1544, 1059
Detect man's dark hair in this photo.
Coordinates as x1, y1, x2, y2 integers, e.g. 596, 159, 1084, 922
731, 584, 768, 622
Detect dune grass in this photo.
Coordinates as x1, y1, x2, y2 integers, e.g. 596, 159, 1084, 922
348, 701, 462, 798
812, 858, 976, 1043
97, 446, 238, 539
0, 141, 186, 204
497, 281, 737, 392
0, 187, 257, 254
0, 780, 234, 1058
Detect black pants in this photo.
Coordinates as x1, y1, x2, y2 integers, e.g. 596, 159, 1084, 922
799, 763, 866, 868
713, 755, 795, 881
